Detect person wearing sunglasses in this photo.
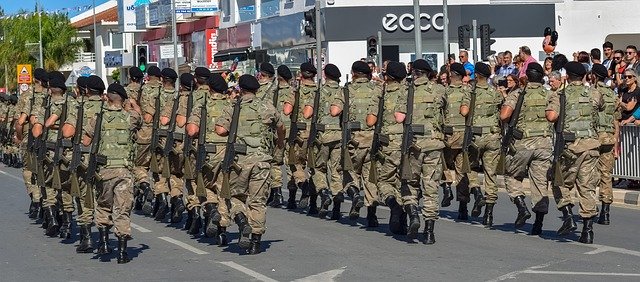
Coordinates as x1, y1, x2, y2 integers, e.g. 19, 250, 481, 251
620, 69, 639, 125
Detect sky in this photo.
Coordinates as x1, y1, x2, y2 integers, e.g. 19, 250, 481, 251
2, 0, 110, 16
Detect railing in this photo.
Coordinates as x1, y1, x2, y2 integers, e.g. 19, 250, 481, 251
74, 52, 95, 63
614, 125, 640, 180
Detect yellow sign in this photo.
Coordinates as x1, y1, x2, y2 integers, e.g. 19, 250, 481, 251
17, 64, 33, 84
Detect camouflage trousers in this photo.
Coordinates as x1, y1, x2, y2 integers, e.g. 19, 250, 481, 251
552, 148, 599, 218
95, 168, 134, 237
311, 140, 343, 196
374, 138, 402, 206
19, 138, 40, 202
504, 137, 553, 213
288, 132, 311, 185
75, 165, 94, 226
469, 133, 501, 204
402, 140, 444, 221
132, 142, 152, 186
43, 153, 74, 213
445, 132, 480, 203
155, 148, 184, 198
597, 144, 615, 204
271, 146, 293, 190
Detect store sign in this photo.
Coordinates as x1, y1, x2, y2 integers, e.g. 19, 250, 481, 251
191, 0, 218, 12
159, 44, 184, 59
175, 0, 191, 13
104, 51, 123, 68
118, 0, 144, 33
382, 12, 444, 33
205, 29, 222, 69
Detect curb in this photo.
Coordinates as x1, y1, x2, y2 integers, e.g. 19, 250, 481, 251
613, 189, 640, 206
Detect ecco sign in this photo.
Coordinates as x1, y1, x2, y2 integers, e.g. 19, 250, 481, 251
382, 12, 444, 32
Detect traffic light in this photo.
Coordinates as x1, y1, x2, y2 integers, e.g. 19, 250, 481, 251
367, 36, 378, 57
480, 24, 496, 61
458, 25, 470, 50
303, 9, 316, 38
135, 44, 148, 72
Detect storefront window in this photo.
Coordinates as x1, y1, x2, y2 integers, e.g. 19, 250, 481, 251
261, 0, 279, 18
191, 31, 206, 67
221, 0, 231, 21
237, 0, 256, 22
305, 0, 315, 6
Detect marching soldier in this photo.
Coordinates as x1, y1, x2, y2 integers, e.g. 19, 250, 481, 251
214, 74, 285, 254
256, 62, 277, 101
395, 59, 446, 243
7, 94, 20, 167
82, 82, 140, 263
548, 61, 602, 244
125, 66, 145, 210
500, 63, 551, 233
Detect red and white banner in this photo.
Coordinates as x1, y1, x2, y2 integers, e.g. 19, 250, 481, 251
205, 28, 222, 70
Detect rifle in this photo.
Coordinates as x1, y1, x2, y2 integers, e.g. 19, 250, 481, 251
69, 95, 86, 197
400, 79, 425, 181
306, 85, 322, 168
84, 100, 106, 209
220, 97, 247, 200
136, 81, 145, 105
368, 84, 388, 184
460, 82, 478, 174
35, 95, 52, 189
25, 92, 37, 174
272, 78, 281, 107
550, 84, 571, 186
50, 94, 70, 190
194, 88, 208, 197
287, 83, 306, 164
149, 87, 162, 173
183, 90, 196, 180
341, 75, 360, 175
496, 87, 527, 175
161, 91, 181, 179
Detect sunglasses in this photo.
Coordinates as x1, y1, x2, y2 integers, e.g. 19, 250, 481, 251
625, 75, 635, 79
614, 57, 623, 60
627, 52, 636, 54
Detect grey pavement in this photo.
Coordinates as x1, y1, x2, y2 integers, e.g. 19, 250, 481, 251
0, 166, 639, 282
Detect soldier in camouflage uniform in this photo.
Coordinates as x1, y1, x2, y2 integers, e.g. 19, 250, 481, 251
500, 63, 551, 233
0, 94, 18, 166
125, 67, 145, 210
548, 61, 602, 244
460, 63, 502, 226
215, 74, 285, 255
82, 82, 140, 263
395, 59, 446, 243
366, 61, 407, 235
590, 64, 619, 225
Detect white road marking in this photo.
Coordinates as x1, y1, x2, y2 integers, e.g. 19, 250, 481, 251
521, 270, 640, 276
0, 169, 25, 182
130, 222, 152, 233
291, 267, 346, 282
486, 260, 565, 282
573, 242, 640, 257
158, 236, 209, 255
219, 261, 279, 282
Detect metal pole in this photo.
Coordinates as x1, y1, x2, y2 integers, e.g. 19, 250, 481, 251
413, 0, 422, 59
443, 0, 449, 62
93, 0, 101, 78
38, 0, 43, 68
171, 0, 179, 72
315, 0, 322, 84
377, 30, 382, 70
472, 19, 478, 63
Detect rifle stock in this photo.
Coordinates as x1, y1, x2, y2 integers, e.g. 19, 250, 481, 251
460, 82, 477, 174
194, 86, 207, 197
287, 84, 303, 164
162, 91, 181, 179
368, 84, 386, 184
400, 79, 419, 181
496, 87, 527, 176
550, 84, 567, 187
220, 97, 244, 200
306, 85, 322, 168
149, 87, 162, 174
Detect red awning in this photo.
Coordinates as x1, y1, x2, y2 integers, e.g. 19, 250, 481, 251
143, 27, 168, 41
177, 22, 193, 35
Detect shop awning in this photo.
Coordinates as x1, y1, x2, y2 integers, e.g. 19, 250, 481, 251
214, 47, 251, 62
142, 27, 168, 41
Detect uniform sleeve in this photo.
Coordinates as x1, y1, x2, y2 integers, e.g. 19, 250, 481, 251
129, 110, 142, 131
177, 96, 189, 117
63, 99, 78, 127
394, 91, 408, 113
503, 90, 519, 110
15, 93, 28, 117
187, 99, 202, 126
280, 87, 293, 107
460, 88, 471, 107
546, 91, 560, 113
142, 87, 158, 116
261, 103, 283, 128
331, 88, 344, 111
215, 104, 233, 131
160, 100, 173, 118
83, 117, 97, 139
367, 92, 381, 116
591, 88, 604, 111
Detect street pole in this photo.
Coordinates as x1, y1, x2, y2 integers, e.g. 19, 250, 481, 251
377, 30, 382, 70
171, 0, 179, 72
38, 0, 43, 68
472, 19, 478, 63
443, 0, 449, 62
93, 0, 102, 78
315, 0, 322, 84
413, 0, 422, 59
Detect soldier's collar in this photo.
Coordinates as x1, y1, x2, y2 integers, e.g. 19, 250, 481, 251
450, 82, 463, 88
569, 81, 583, 86
278, 82, 290, 89
301, 80, 316, 87
354, 77, 370, 83
324, 80, 340, 88
198, 85, 211, 90
385, 81, 401, 91
413, 77, 430, 86
241, 93, 256, 102
527, 82, 543, 89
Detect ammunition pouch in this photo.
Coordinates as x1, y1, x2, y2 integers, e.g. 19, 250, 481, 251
348, 122, 361, 131
157, 129, 167, 137
80, 145, 91, 154
232, 143, 247, 155
316, 123, 325, 132
61, 139, 72, 148
563, 131, 577, 142
174, 132, 184, 142
411, 124, 426, 136
443, 126, 454, 135
96, 154, 108, 166
293, 122, 307, 131
203, 143, 217, 153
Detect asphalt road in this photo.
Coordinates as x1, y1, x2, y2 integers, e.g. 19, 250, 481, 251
0, 166, 639, 282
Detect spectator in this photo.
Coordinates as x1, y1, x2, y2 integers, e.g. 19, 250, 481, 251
615, 50, 629, 88
610, 49, 625, 78
459, 50, 475, 80
498, 50, 518, 77
543, 57, 553, 87
620, 69, 640, 125
495, 52, 505, 73
625, 45, 640, 72
438, 71, 450, 87
603, 41, 614, 70
440, 53, 456, 73
552, 53, 569, 82
577, 51, 591, 72
517, 46, 536, 78
548, 71, 563, 92
590, 48, 602, 66
498, 74, 519, 98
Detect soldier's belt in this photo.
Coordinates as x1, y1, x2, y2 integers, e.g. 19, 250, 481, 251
157, 129, 167, 137
174, 133, 184, 141
563, 132, 577, 142
443, 126, 465, 135
347, 122, 362, 131
230, 143, 248, 155
202, 143, 217, 153
292, 122, 307, 131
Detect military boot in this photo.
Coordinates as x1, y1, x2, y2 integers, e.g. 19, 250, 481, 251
366, 205, 379, 227
557, 205, 577, 236
140, 182, 154, 216
29, 201, 40, 219
330, 193, 342, 220
530, 212, 545, 235
513, 196, 531, 228
96, 227, 112, 255
318, 189, 333, 218
59, 211, 73, 239
116, 236, 131, 264
44, 206, 60, 237
286, 182, 298, 210
483, 203, 494, 227
307, 192, 319, 216
235, 213, 252, 249
204, 204, 220, 238
457, 202, 469, 221
346, 186, 364, 220
247, 233, 262, 255
188, 206, 203, 236
422, 220, 436, 245
133, 185, 144, 211
298, 182, 311, 209
217, 227, 228, 247
184, 207, 193, 231
385, 196, 405, 235
597, 202, 610, 225
154, 193, 169, 221
578, 217, 594, 244
470, 187, 486, 217
170, 195, 185, 223
76, 225, 94, 253
405, 204, 421, 241
268, 187, 284, 208
440, 183, 454, 207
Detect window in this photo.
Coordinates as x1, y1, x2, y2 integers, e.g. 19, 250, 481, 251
261, 0, 279, 18
221, 0, 231, 21
111, 32, 123, 49
305, 0, 315, 6
237, 0, 256, 22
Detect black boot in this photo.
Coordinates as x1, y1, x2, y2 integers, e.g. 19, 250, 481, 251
96, 227, 112, 255
530, 212, 545, 235
386, 196, 405, 235
188, 206, 203, 236
422, 220, 436, 245
171, 195, 185, 223
76, 225, 94, 253
366, 205, 379, 227
483, 203, 494, 227
441, 183, 454, 207
557, 205, 578, 236
298, 182, 311, 209
286, 182, 298, 210
405, 205, 421, 241
140, 182, 154, 216
578, 217, 594, 244
29, 201, 40, 219
117, 236, 131, 264
330, 198, 342, 220
470, 187, 486, 217
597, 202, 610, 225
204, 204, 220, 238
457, 202, 469, 221
217, 227, 228, 246
154, 193, 169, 221
44, 206, 60, 237
346, 187, 364, 220
235, 214, 252, 249
184, 207, 193, 231
268, 188, 284, 208
247, 233, 262, 255
59, 211, 72, 239
513, 196, 531, 228
318, 189, 332, 218
307, 192, 319, 215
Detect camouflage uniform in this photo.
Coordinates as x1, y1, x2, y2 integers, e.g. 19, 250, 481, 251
155, 87, 182, 198
132, 79, 162, 186
285, 80, 315, 205
269, 81, 293, 199
16, 86, 45, 204
593, 82, 618, 206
